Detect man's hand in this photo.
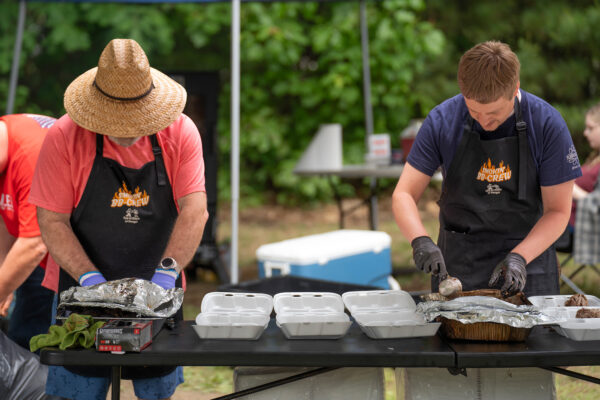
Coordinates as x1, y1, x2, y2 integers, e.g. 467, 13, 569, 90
0, 292, 13, 317
411, 236, 447, 277
151, 268, 178, 290
489, 253, 527, 295
79, 271, 107, 287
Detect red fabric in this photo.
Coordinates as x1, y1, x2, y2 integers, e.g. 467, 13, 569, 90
570, 161, 600, 226
30, 114, 204, 292
30, 113, 206, 212
0, 114, 56, 278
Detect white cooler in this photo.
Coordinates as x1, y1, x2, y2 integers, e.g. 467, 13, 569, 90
256, 230, 392, 289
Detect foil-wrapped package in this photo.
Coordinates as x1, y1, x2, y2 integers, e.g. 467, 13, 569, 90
416, 296, 558, 329
58, 278, 184, 318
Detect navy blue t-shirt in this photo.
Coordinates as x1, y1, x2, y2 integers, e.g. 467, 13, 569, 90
407, 90, 582, 186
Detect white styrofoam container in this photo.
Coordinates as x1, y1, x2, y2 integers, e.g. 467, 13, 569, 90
193, 313, 270, 340
201, 292, 274, 314
539, 306, 600, 321
276, 313, 352, 339
274, 292, 352, 339
193, 292, 273, 340
554, 319, 600, 341
528, 294, 600, 308
342, 290, 416, 313
342, 290, 440, 339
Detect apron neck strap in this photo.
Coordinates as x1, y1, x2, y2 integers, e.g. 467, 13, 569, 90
514, 96, 528, 201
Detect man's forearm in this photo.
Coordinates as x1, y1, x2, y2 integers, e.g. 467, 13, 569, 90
512, 210, 569, 264
162, 192, 208, 273
37, 207, 98, 281
0, 236, 47, 301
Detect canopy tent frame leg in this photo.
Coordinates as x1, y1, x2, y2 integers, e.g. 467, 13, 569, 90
6, 0, 26, 115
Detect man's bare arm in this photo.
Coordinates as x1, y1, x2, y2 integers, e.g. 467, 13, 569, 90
161, 191, 208, 273
512, 180, 574, 263
37, 207, 98, 281
392, 163, 433, 241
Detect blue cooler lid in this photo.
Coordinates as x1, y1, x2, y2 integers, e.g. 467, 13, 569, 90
256, 229, 391, 265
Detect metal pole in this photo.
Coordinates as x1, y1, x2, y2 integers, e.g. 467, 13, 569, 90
6, 0, 26, 115
360, 0, 378, 230
230, 0, 240, 284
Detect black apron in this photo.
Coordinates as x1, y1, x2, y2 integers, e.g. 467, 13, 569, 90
434, 97, 559, 297
58, 134, 181, 378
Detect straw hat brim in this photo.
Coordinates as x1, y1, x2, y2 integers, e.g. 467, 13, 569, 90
64, 67, 187, 138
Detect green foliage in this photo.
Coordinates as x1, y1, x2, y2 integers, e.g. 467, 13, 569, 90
1, 1, 599, 204
419, 0, 600, 162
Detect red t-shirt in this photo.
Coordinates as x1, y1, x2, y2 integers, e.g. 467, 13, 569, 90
0, 114, 56, 272
29, 113, 206, 291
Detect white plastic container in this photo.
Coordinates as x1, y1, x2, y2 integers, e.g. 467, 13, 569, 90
539, 306, 600, 321
555, 319, 600, 341
193, 292, 273, 340
528, 294, 600, 308
274, 292, 351, 339
342, 290, 440, 339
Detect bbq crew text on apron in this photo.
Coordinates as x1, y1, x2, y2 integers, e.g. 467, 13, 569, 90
58, 134, 180, 378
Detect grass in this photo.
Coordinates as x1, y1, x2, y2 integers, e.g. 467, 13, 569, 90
177, 189, 599, 399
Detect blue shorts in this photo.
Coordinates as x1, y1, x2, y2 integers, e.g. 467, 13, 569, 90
46, 294, 184, 399
46, 365, 184, 400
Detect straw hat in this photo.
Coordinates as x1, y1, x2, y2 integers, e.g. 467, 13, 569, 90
64, 38, 187, 138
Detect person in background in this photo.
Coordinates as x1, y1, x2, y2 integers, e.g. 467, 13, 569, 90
392, 40, 581, 297
570, 103, 600, 225
30, 38, 208, 400
0, 114, 56, 350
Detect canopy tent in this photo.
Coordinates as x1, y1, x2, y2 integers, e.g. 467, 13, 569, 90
7, 0, 376, 284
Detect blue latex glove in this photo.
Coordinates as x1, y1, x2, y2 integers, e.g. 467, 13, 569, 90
151, 268, 178, 290
78, 271, 107, 287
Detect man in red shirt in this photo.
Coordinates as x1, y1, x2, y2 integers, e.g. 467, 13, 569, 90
30, 38, 208, 400
0, 114, 55, 350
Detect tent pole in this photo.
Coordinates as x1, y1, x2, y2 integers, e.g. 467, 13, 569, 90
360, 0, 378, 230
6, 0, 26, 115
231, 0, 241, 284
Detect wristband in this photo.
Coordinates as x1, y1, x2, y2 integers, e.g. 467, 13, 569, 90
79, 271, 107, 287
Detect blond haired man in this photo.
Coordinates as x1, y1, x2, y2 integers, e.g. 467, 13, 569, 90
393, 41, 581, 296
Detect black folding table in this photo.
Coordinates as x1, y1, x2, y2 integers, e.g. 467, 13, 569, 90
40, 321, 600, 400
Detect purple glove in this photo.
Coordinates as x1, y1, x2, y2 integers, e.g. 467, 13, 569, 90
151, 268, 178, 290
78, 271, 107, 287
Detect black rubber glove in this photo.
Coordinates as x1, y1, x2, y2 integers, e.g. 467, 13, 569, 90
411, 236, 447, 277
488, 252, 527, 295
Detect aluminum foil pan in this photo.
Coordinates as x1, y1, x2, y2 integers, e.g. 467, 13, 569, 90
416, 296, 558, 329
58, 278, 184, 318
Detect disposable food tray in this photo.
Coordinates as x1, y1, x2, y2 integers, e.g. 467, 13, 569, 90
274, 292, 351, 339
539, 306, 600, 321
342, 290, 440, 339
193, 292, 273, 340
554, 319, 600, 341
435, 290, 532, 342
528, 294, 600, 308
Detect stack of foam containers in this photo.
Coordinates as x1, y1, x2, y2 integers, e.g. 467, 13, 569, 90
274, 292, 352, 339
193, 292, 273, 340
528, 294, 600, 341
342, 290, 440, 339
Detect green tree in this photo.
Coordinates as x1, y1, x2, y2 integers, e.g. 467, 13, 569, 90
0, 0, 444, 204
418, 0, 600, 158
